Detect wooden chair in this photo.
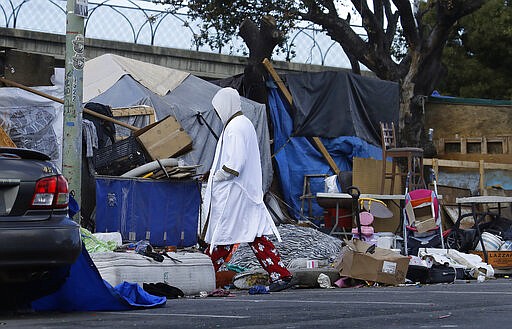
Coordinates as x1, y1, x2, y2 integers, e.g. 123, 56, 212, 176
380, 122, 425, 194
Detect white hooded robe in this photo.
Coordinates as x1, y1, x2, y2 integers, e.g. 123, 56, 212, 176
203, 88, 281, 251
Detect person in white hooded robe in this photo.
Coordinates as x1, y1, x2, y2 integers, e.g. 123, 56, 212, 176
202, 87, 296, 292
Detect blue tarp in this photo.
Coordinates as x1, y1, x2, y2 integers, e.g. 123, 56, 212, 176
95, 177, 200, 247
32, 245, 166, 312
268, 84, 382, 224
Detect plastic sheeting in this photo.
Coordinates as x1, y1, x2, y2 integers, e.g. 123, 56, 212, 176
0, 85, 64, 168
95, 177, 201, 247
285, 71, 399, 146
32, 245, 166, 312
87, 56, 273, 193
268, 83, 382, 223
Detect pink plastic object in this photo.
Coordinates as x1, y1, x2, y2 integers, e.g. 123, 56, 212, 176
351, 226, 375, 235
359, 211, 374, 226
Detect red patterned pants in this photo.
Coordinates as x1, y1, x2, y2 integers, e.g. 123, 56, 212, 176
205, 236, 291, 282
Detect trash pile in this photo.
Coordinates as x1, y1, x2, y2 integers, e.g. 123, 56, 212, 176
227, 224, 343, 271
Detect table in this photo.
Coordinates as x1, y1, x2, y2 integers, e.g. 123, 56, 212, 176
455, 196, 512, 262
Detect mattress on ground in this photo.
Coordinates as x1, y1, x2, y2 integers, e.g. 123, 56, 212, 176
90, 251, 215, 296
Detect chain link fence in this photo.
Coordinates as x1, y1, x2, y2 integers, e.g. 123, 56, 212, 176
0, 0, 355, 67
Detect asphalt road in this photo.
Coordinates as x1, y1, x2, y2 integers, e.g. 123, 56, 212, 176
2, 278, 511, 329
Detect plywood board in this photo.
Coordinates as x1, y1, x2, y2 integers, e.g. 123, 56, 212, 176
353, 157, 402, 233
352, 157, 401, 194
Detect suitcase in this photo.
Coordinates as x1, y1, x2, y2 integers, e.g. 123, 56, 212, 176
406, 264, 463, 284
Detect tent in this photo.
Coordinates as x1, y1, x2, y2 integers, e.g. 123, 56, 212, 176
83, 54, 273, 191
262, 70, 400, 224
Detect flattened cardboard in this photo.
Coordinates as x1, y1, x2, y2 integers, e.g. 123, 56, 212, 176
338, 239, 409, 285
135, 115, 192, 160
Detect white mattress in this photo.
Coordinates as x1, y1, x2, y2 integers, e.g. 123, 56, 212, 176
90, 251, 215, 296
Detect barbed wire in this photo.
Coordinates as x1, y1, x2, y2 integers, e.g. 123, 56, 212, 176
0, 0, 362, 67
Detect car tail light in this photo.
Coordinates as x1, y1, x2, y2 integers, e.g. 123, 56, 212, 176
30, 175, 69, 209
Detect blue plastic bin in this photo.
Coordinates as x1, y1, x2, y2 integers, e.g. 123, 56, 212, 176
95, 176, 201, 247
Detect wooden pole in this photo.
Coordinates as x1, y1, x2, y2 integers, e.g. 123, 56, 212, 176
262, 58, 341, 176
0, 77, 139, 132
479, 160, 485, 194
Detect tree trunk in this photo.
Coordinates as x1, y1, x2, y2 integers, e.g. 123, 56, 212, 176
238, 16, 283, 105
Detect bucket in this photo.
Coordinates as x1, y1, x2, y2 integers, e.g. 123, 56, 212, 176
377, 232, 396, 249
324, 208, 351, 229
475, 232, 503, 251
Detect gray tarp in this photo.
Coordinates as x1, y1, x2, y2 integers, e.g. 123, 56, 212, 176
285, 71, 400, 146
88, 71, 273, 192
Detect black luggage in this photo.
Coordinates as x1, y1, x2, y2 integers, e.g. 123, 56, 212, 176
406, 264, 462, 284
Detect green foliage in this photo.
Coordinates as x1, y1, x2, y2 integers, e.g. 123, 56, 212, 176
167, 0, 298, 51
437, 0, 512, 99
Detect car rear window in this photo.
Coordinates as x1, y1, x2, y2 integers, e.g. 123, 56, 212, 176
0, 148, 50, 161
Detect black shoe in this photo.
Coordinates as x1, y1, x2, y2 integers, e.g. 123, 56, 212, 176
268, 276, 298, 292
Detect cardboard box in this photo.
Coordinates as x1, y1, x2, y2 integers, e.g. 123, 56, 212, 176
471, 251, 512, 269
135, 115, 192, 160
404, 200, 437, 233
337, 239, 410, 285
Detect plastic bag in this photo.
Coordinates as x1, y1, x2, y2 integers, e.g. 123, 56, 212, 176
324, 175, 339, 193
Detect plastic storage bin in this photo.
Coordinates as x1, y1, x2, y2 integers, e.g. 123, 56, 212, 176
95, 176, 200, 247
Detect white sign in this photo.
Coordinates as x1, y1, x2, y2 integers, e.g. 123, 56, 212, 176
381, 261, 397, 274
74, 0, 88, 18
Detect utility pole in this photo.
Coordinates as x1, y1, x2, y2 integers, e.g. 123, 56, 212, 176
62, 0, 87, 223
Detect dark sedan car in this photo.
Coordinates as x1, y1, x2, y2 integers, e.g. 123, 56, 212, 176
0, 147, 81, 307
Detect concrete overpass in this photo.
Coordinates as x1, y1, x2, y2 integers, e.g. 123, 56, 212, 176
0, 27, 348, 82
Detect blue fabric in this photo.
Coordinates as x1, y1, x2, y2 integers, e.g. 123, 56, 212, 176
95, 178, 200, 247
32, 245, 166, 312
267, 85, 382, 223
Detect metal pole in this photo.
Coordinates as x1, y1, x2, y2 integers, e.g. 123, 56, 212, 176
62, 0, 86, 223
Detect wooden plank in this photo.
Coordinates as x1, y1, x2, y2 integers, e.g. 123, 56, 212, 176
456, 196, 512, 204
312, 137, 340, 175
0, 126, 16, 147
262, 58, 341, 175
435, 153, 512, 164
461, 138, 467, 154
424, 158, 512, 171
111, 105, 155, 117
432, 158, 439, 181
479, 160, 485, 193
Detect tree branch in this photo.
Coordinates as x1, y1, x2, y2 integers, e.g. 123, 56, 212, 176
239, 18, 259, 52
392, 0, 419, 49
383, 1, 399, 50
374, 0, 384, 28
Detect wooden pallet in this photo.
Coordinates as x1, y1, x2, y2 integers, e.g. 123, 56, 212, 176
111, 105, 156, 124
